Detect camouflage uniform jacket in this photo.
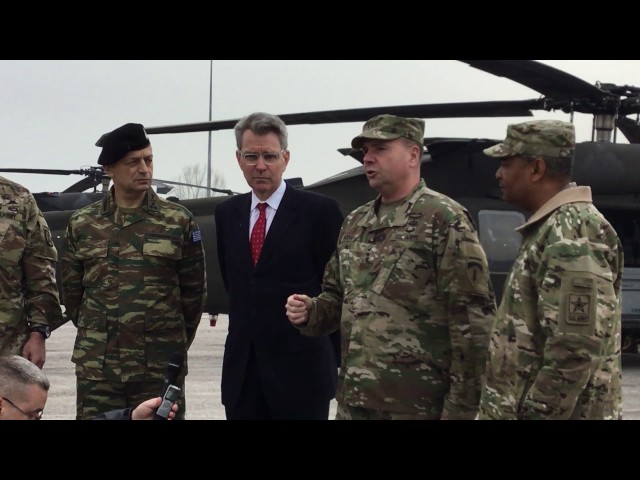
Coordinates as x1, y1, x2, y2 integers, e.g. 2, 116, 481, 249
59, 187, 206, 382
300, 179, 496, 418
479, 186, 623, 420
0, 176, 62, 355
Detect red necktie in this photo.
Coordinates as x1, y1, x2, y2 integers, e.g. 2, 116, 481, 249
250, 203, 267, 266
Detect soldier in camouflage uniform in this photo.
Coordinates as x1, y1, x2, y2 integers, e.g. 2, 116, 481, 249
55, 123, 207, 420
0, 176, 61, 367
479, 120, 623, 420
285, 115, 496, 420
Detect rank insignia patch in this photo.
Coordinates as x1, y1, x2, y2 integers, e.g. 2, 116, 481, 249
467, 260, 483, 285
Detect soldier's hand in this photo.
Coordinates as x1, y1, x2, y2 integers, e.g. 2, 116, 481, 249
22, 334, 46, 369
286, 294, 311, 325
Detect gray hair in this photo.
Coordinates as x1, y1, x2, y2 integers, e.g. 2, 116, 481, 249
0, 355, 50, 400
234, 112, 288, 150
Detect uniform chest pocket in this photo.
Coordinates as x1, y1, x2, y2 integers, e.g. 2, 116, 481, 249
340, 237, 435, 310
0, 221, 26, 266
76, 240, 109, 286
143, 234, 182, 285
339, 240, 387, 291
372, 242, 435, 310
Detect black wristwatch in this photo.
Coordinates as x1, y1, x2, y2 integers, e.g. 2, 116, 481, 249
28, 324, 51, 339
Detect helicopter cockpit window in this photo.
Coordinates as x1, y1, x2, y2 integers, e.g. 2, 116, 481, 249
477, 210, 525, 274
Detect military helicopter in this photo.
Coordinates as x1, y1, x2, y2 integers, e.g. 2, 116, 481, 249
3, 60, 640, 349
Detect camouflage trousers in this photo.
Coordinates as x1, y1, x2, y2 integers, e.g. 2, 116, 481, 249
76, 378, 186, 420
336, 403, 435, 420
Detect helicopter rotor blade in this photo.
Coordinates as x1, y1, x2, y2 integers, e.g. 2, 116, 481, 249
457, 60, 639, 118
0, 168, 88, 176
617, 116, 640, 144
460, 60, 640, 144
62, 176, 102, 193
0, 167, 109, 194
144, 100, 537, 136
60, 176, 222, 195
152, 180, 174, 195
459, 60, 611, 103
0, 167, 108, 193
153, 177, 236, 196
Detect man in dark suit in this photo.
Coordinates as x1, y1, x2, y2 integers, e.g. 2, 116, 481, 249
215, 112, 343, 420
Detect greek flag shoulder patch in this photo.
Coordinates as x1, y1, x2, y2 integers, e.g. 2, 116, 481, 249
192, 228, 202, 243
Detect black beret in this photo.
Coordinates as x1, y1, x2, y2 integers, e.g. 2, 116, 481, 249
96, 123, 150, 166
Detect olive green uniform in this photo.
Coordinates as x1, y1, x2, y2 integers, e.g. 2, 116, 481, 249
0, 176, 61, 355
301, 179, 496, 419
479, 186, 623, 420
59, 188, 206, 419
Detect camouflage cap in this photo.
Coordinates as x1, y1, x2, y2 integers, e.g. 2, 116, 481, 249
483, 120, 575, 159
96, 123, 151, 166
351, 114, 425, 149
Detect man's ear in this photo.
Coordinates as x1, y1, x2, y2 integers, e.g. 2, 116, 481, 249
410, 144, 422, 166
531, 157, 546, 181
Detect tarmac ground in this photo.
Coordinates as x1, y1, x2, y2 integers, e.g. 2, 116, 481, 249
42, 314, 640, 420
43, 314, 338, 420
43, 314, 226, 420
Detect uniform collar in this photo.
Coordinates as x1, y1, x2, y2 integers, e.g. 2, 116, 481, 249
516, 185, 592, 232
358, 179, 428, 228
100, 187, 160, 216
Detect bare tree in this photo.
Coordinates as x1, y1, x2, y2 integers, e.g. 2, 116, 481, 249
171, 163, 226, 199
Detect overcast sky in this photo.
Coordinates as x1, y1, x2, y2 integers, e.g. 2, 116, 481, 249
1, 60, 639, 196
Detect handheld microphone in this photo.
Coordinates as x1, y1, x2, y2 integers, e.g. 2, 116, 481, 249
154, 351, 184, 420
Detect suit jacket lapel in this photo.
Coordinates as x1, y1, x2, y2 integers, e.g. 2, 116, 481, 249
233, 193, 253, 269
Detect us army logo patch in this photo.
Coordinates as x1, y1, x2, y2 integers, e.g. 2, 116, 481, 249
567, 294, 591, 325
